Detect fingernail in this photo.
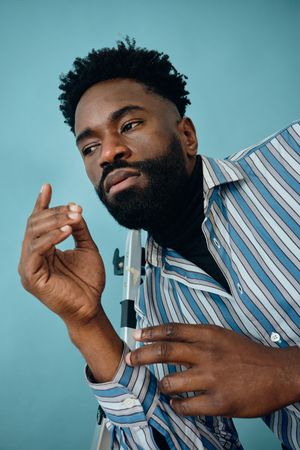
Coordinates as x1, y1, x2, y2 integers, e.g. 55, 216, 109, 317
61, 225, 70, 232
68, 212, 80, 219
40, 184, 45, 193
132, 329, 142, 340
69, 204, 80, 212
125, 352, 132, 365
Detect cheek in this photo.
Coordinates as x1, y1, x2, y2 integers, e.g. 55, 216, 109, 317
84, 162, 101, 188
133, 134, 170, 159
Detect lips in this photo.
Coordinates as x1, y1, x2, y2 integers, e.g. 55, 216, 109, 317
104, 169, 140, 193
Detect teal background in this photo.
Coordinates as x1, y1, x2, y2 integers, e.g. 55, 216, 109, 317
1, 0, 299, 449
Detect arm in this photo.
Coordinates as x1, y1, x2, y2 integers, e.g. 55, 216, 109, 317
18, 183, 122, 382
126, 323, 300, 417
18, 185, 208, 449
68, 308, 123, 382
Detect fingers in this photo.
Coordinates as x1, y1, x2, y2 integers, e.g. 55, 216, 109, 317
159, 369, 209, 396
20, 225, 73, 286
132, 323, 222, 343
126, 341, 195, 367
27, 205, 81, 239
19, 185, 95, 279
29, 226, 73, 256
30, 201, 85, 234
28, 188, 97, 251
19, 209, 77, 284
71, 215, 98, 250
32, 183, 52, 214
170, 393, 223, 417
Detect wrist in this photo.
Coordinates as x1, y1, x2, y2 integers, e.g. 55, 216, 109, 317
278, 346, 300, 402
67, 306, 123, 382
63, 300, 102, 333
267, 346, 300, 406
66, 307, 104, 345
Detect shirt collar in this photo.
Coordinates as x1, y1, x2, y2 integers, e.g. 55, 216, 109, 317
145, 155, 244, 275
145, 235, 163, 267
201, 155, 244, 195
145, 236, 232, 298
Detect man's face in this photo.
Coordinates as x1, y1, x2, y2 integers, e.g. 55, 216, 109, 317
74, 79, 197, 230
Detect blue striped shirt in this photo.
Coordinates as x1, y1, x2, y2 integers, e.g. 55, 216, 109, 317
87, 121, 300, 449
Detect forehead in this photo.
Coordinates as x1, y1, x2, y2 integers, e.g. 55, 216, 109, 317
74, 78, 176, 134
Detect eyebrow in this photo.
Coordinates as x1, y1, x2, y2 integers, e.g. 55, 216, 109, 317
75, 104, 146, 146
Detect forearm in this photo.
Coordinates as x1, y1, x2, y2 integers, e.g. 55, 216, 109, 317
67, 305, 123, 383
86, 346, 206, 450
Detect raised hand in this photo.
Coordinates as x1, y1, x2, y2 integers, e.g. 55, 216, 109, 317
126, 323, 300, 417
18, 184, 105, 327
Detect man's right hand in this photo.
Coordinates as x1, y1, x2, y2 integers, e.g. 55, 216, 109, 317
18, 183, 105, 328
18, 183, 124, 382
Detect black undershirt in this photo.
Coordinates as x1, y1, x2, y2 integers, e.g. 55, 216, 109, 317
151, 155, 231, 294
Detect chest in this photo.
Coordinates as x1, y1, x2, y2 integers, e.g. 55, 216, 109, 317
137, 183, 300, 349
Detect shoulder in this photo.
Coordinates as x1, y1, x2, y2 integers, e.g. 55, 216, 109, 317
227, 120, 300, 163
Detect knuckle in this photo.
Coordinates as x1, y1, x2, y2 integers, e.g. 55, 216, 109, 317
160, 376, 172, 393
165, 323, 176, 337
157, 342, 169, 358
214, 392, 233, 415
142, 327, 153, 340
176, 400, 188, 415
29, 240, 37, 253
53, 205, 68, 216
27, 215, 34, 233
52, 206, 62, 213
52, 213, 61, 226
131, 349, 140, 365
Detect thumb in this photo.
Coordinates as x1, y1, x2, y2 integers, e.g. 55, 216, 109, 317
71, 216, 98, 250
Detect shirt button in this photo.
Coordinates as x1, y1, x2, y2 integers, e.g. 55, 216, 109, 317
237, 282, 243, 294
270, 332, 281, 343
213, 238, 221, 249
122, 397, 137, 408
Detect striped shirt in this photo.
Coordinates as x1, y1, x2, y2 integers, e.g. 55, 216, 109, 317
87, 121, 300, 449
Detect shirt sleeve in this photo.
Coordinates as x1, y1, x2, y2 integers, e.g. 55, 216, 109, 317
85, 343, 205, 450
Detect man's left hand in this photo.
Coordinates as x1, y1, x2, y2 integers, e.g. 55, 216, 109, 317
125, 323, 300, 417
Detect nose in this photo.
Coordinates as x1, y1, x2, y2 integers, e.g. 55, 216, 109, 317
98, 135, 131, 169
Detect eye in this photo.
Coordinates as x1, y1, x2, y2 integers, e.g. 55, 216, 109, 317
121, 120, 143, 133
82, 143, 101, 157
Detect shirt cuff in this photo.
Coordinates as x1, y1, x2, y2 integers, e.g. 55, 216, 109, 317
85, 343, 159, 428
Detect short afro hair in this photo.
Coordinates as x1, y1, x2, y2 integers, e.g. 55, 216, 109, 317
59, 37, 191, 133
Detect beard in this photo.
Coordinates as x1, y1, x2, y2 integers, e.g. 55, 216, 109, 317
95, 135, 190, 232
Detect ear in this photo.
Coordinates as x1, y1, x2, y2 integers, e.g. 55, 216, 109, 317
177, 117, 198, 157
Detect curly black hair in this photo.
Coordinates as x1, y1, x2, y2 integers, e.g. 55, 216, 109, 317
59, 37, 191, 132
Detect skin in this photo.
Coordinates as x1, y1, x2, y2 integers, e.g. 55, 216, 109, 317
19, 78, 300, 416
126, 324, 300, 417
74, 79, 197, 192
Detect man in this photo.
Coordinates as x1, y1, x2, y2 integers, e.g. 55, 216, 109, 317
18, 38, 300, 449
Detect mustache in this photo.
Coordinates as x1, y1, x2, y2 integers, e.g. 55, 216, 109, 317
99, 158, 157, 191
102, 160, 138, 182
